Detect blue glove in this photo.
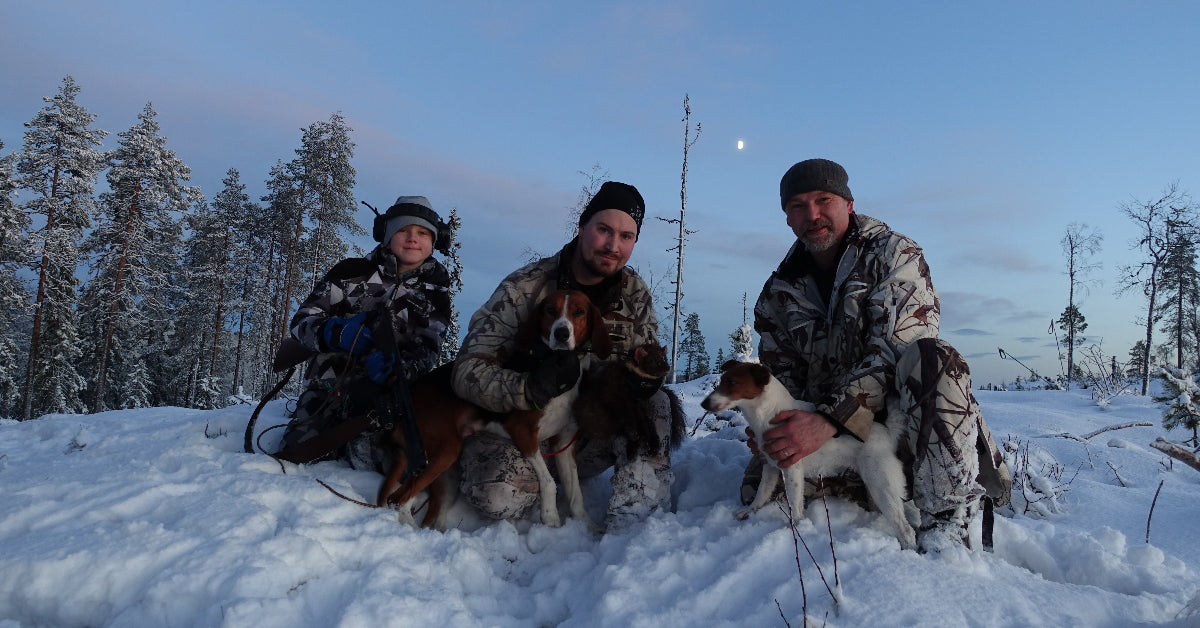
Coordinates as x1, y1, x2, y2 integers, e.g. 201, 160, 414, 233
322, 312, 373, 355
365, 351, 397, 385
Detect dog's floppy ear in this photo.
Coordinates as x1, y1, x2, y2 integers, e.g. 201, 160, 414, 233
587, 300, 613, 359
719, 360, 740, 373
749, 363, 772, 388
515, 298, 546, 349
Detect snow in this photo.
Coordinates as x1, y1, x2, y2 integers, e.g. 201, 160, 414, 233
2, 382, 1199, 627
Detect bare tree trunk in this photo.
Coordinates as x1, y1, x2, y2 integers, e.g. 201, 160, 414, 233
665, 95, 700, 384
92, 190, 139, 413
1141, 278, 1157, 395
21, 161, 63, 420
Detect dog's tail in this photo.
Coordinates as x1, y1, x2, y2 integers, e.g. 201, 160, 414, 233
664, 387, 687, 450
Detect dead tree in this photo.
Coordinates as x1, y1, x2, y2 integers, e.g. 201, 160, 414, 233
658, 94, 700, 384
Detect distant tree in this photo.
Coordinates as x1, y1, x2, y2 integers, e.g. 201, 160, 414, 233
15, 76, 107, 419
1056, 305, 1087, 375
680, 312, 710, 381
1060, 223, 1102, 389
0, 142, 25, 417
79, 102, 199, 412
713, 347, 726, 371
1117, 183, 1196, 394
438, 206, 464, 365
1127, 340, 1148, 378
1157, 221, 1200, 370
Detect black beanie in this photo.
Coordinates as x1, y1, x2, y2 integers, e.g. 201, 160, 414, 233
779, 159, 853, 207
578, 181, 645, 234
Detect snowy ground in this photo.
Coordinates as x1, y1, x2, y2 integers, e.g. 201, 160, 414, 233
1, 378, 1199, 627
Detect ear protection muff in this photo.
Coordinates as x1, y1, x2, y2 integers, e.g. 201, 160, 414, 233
363, 200, 451, 256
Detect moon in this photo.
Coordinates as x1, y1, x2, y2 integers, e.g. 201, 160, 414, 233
737, 140, 744, 150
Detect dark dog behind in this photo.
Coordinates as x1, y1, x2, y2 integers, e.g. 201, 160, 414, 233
574, 342, 672, 460
376, 362, 483, 529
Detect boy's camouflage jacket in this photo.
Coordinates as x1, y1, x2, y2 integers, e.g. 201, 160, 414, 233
290, 245, 451, 389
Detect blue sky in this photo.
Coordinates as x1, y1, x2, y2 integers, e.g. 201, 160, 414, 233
3, 1, 1199, 386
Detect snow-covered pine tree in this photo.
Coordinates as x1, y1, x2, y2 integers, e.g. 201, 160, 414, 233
1151, 367, 1200, 445
271, 114, 360, 370
79, 102, 199, 412
296, 112, 360, 284
221, 170, 270, 400
15, 76, 108, 419
174, 169, 256, 407
729, 323, 754, 362
713, 347, 725, 371
680, 312, 710, 381
256, 160, 304, 395
1157, 227, 1200, 370
438, 206, 464, 365
0, 142, 27, 418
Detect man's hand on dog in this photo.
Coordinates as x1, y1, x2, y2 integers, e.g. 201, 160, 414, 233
746, 410, 837, 468
524, 350, 580, 410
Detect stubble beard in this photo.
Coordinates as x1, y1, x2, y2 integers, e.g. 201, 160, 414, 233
801, 220, 836, 252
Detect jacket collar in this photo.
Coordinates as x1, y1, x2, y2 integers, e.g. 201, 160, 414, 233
553, 238, 625, 312
777, 213, 864, 280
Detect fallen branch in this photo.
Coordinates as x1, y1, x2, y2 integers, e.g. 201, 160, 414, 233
1082, 422, 1153, 440
1052, 422, 1153, 442
1150, 438, 1200, 473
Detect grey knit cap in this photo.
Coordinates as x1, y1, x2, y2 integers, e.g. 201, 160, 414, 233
779, 159, 853, 207
383, 195, 439, 244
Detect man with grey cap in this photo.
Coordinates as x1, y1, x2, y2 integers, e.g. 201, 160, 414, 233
278, 195, 452, 472
452, 181, 684, 530
746, 159, 1011, 552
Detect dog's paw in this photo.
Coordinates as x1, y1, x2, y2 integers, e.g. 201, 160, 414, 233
541, 509, 563, 528
734, 507, 753, 521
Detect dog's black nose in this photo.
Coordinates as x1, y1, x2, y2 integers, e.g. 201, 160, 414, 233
554, 326, 570, 343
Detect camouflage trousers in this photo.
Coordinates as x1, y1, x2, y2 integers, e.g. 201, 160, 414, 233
457, 389, 675, 530
742, 338, 1011, 547
278, 385, 395, 474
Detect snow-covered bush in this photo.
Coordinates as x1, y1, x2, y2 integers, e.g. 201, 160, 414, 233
1151, 367, 1200, 445
1002, 436, 1072, 518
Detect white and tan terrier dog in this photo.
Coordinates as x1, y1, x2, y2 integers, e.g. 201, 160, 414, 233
702, 361, 916, 550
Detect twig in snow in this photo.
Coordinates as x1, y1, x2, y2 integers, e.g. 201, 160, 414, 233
1146, 480, 1164, 544
778, 497, 809, 624
821, 492, 840, 590
780, 497, 836, 603
689, 410, 712, 437
1106, 461, 1128, 487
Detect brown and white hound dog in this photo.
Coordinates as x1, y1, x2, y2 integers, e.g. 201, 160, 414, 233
377, 289, 611, 530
